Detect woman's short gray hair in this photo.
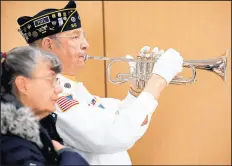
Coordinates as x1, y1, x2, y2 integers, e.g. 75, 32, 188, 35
1, 46, 62, 94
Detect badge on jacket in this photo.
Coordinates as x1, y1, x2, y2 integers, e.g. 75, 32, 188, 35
89, 97, 105, 109
57, 95, 79, 112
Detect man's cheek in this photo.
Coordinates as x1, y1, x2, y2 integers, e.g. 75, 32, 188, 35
68, 41, 80, 52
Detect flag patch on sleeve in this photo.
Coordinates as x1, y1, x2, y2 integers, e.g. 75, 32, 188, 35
57, 95, 79, 112
89, 97, 105, 109
91, 97, 97, 106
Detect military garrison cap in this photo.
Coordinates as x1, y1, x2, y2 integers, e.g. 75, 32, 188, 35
17, 0, 81, 44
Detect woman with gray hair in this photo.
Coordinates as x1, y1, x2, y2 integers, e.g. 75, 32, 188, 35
0, 46, 88, 165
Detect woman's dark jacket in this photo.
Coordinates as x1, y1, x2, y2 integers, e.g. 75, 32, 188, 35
0, 102, 89, 165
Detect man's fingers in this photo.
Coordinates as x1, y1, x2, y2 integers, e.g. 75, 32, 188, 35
140, 46, 150, 53
159, 49, 164, 54
152, 47, 159, 54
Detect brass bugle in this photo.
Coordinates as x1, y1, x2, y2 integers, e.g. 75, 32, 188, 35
84, 49, 228, 87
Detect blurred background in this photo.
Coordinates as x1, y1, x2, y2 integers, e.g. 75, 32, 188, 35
1, 1, 231, 165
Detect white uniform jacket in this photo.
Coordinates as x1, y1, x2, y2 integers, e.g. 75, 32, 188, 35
55, 74, 158, 165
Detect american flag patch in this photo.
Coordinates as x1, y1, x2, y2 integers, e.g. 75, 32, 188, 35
57, 95, 79, 112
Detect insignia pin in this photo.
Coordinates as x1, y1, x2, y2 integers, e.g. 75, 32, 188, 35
32, 31, 38, 38
71, 17, 76, 22
52, 21, 57, 26
58, 18, 64, 27
27, 24, 31, 29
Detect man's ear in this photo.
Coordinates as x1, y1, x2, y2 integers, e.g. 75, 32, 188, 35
41, 37, 53, 51
14, 76, 28, 95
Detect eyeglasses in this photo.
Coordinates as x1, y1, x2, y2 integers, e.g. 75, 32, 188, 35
55, 32, 87, 42
32, 76, 60, 87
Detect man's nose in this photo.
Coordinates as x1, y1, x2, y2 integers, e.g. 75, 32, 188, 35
81, 38, 89, 50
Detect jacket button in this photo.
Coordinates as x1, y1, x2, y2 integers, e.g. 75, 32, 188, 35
48, 147, 51, 151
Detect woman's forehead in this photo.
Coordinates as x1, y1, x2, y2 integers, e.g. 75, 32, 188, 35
34, 58, 55, 76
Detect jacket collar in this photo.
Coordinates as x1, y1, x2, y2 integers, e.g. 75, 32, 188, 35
1, 102, 43, 148
62, 74, 79, 82
58, 74, 79, 83
57, 74, 81, 95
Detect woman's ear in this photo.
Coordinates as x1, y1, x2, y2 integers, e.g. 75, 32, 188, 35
41, 37, 53, 51
14, 76, 28, 95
